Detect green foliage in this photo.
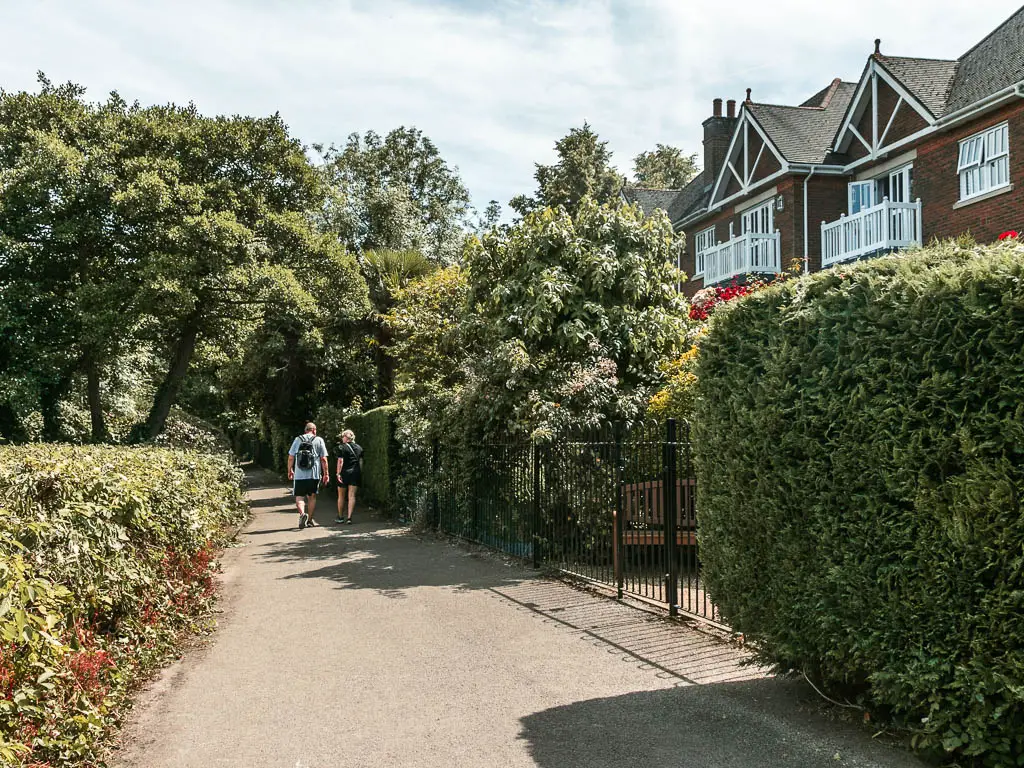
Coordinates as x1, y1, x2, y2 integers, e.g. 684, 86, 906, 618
464, 198, 688, 439
694, 238, 1024, 766
509, 123, 624, 218
382, 267, 471, 523
314, 127, 472, 264
0, 76, 364, 443
339, 406, 397, 512
632, 144, 699, 189
385, 266, 470, 441
0, 444, 247, 766
152, 407, 234, 456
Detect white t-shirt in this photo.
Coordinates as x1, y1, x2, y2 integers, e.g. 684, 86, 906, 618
288, 435, 328, 480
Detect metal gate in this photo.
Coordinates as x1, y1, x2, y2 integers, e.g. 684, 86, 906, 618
430, 420, 721, 626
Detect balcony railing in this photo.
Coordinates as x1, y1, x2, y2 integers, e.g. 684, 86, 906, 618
821, 198, 922, 268
702, 231, 781, 285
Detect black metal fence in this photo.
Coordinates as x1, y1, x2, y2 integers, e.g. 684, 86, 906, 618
422, 420, 721, 626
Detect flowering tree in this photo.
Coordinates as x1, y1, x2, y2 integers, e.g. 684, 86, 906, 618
462, 198, 687, 439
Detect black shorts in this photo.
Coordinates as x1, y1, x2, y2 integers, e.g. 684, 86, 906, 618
293, 478, 321, 497
339, 472, 361, 488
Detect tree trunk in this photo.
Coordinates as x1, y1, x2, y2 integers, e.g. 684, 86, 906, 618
86, 359, 110, 443
143, 312, 202, 441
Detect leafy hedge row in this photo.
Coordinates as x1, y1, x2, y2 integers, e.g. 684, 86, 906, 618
0, 444, 247, 767
694, 238, 1024, 766
340, 406, 397, 512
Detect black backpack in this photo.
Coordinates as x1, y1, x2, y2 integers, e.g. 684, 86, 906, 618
296, 435, 317, 471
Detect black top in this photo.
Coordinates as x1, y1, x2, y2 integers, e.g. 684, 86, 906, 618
336, 442, 364, 475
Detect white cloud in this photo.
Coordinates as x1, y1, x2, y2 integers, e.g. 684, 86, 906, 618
2, 0, 1021, 215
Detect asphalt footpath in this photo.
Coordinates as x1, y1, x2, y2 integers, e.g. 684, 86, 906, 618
112, 470, 927, 768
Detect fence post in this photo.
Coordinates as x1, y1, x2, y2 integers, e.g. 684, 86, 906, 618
613, 422, 624, 599
430, 437, 440, 531
531, 443, 541, 569
664, 419, 679, 616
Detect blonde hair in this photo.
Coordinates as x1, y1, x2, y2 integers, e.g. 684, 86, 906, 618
342, 429, 355, 441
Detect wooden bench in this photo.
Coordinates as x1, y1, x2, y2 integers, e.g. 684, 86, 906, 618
619, 478, 696, 546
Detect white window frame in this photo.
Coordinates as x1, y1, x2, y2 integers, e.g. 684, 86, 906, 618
848, 180, 875, 214
958, 122, 1009, 202
741, 200, 773, 235
886, 164, 912, 203
693, 226, 716, 277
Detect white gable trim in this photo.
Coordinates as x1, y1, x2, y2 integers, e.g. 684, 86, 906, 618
874, 64, 935, 123
834, 58, 937, 157
711, 168, 790, 212
709, 108, 789, 207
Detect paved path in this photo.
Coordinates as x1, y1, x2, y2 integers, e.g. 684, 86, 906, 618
114, 473, 926, 768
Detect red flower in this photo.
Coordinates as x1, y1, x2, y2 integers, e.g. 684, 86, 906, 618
999, 230, 1019, 240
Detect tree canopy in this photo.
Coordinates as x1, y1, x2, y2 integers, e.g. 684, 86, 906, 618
315, 127, 472, 264
463, 198, 687, 439
509, 123, 624, 218
632, 143, 699, 189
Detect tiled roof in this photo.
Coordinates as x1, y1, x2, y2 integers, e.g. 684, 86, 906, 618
667, 171, 710, 225
621, 187, 683, 217
746, 81, 857, 164
875, 56, 958, 117
944, 6, 1024, 114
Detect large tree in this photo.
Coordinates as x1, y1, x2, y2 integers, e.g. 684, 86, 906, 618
463, 198, 687, 439
632, 144, 699, 189
509, 123, 624, 218
0, 78, 367, 442
0, 78, 155, 440
314, 127, 472, 265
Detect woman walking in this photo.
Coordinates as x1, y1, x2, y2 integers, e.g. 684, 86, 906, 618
335, 429, 364, 524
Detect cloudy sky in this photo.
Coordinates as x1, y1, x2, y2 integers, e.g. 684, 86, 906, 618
2, 0, 1021, 217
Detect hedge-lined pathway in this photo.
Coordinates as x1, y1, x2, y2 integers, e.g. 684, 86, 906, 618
113, 471, 926, 768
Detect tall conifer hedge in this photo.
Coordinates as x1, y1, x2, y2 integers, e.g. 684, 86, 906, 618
694, 239, 1024, 765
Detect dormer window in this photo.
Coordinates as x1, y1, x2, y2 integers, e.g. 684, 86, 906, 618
958, 123, 1009, 202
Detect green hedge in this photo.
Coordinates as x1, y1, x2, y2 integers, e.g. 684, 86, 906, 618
338, 406, 397, 512
0, 444, 247, 766
694, 239, 1024, 766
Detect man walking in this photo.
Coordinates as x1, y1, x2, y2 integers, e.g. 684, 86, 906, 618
287, 422, 329, 530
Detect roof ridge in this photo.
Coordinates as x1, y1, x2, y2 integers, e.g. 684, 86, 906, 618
752, 81, 856, 112
956, 5, 1024, 62
625, 185, 683, 192
750, 101, 824, 111
878, 53, 957, 65
819, 77, 843, 108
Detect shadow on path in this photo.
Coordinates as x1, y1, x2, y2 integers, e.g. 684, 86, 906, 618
519, 679, 925, 768
252, 507, 532, 599
488, 579, 764, 686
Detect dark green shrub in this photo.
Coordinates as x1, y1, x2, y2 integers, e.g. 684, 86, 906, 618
0, 444, 247, 766
694, 238, 1024, 766
342, 406, 397, 512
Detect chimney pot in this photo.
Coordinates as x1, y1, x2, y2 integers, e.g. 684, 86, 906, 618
726, 99, 736, 118
874, 38, 881, 55
713, 98, 722, 117
745, 87, 752, 103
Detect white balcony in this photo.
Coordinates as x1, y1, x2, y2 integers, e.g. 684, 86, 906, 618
702, 231, 781, 285
821, 198, 922, 268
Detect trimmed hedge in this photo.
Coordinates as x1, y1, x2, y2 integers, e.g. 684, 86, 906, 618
0, 444, 247, 766
339, 406, 397, 512
694, 238, 1024, 766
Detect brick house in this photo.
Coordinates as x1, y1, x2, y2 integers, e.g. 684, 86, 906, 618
624, 6, 1024, 297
